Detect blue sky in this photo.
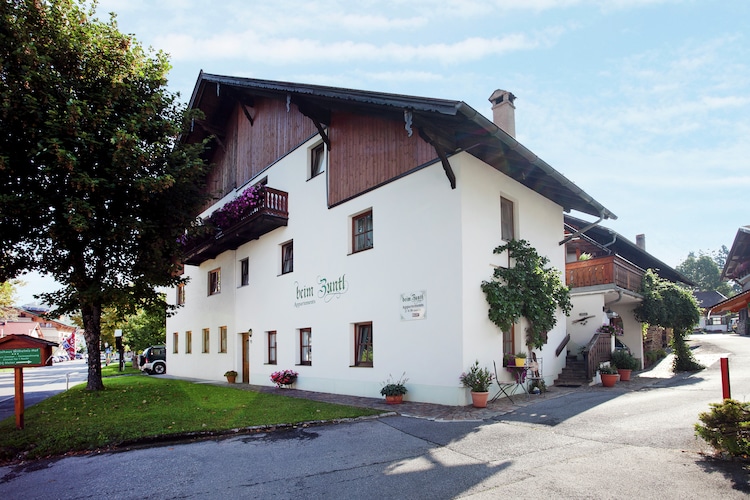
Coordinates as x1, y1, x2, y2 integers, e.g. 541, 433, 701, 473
15, 0, 750, 304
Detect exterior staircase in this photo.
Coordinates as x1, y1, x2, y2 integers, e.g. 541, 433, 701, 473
554, 356, 590, 387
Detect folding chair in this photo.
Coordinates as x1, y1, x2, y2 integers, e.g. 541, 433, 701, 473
491, 361, 518, 403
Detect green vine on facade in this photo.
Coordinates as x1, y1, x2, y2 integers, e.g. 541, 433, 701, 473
481, 239, 572, 350
634, 269, 703, 372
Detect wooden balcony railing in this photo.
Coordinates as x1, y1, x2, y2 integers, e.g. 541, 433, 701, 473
183, 187, 288, 266
566, 255, 644, 293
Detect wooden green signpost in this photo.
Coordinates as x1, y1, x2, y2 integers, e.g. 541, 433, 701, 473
0, 334, 58, 429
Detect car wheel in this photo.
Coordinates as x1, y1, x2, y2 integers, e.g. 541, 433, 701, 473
153, 363, 166, 375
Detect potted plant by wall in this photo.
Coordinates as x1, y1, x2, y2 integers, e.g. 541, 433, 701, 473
503, 353, 515, 367
270, 369, 298, 388
460, 361, 494, 408
224, 370, 238, 384
599, 364, 619, 387
611, 350, 639, 381
380, 373, 408, 404
514, 351, 527, 367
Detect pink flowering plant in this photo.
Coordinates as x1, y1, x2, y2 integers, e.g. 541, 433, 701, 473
596, 324, 624, 336
270, 369, 298, 387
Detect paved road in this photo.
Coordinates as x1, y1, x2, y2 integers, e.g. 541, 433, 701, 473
0, 359, 88, 422
0, 334, 748, 499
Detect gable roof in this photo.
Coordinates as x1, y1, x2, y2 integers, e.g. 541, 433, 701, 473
186, 72, 616, 221
693, 290, 728, 309
722, 226, 750, 281
564, 215, 693, 286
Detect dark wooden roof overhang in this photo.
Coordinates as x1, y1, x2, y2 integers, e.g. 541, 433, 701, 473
184, 72, 616, 221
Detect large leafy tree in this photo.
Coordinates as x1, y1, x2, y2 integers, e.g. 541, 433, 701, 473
0, 1, 208, 389
481, 239, 572, 350
634, 270, 703, 372
676, 251, 735, 297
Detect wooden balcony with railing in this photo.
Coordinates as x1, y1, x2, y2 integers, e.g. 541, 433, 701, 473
565, 255, 644, 293
183, 187, 288, 266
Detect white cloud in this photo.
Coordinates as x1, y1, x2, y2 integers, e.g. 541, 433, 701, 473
157, 31, 550, 65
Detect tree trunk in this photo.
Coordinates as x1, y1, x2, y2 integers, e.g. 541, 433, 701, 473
81, 301, 105, 391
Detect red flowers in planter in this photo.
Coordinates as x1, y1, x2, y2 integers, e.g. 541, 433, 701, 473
270, 369, 298, 387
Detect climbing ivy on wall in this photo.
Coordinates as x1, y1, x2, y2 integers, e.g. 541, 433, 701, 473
481, 239, 572, 350
634, 269, 703, 372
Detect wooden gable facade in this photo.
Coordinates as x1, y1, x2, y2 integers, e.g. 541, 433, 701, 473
195, 85, 438, 211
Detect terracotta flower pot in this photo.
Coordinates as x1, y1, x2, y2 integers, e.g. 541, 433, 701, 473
471, 391, 489, 408
617, 369, 632, 381
226, 375, 236, 384
601, 373, 619, 387
385, 395, 403, 404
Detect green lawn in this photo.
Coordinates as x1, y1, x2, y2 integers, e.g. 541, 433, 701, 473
0, 374, 381, 462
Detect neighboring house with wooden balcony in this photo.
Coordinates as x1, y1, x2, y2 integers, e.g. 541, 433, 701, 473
166, 73, 617, 406
709, 225, 750, 336
560, 215, 692, 384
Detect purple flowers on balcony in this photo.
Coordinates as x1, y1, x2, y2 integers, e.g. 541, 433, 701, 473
207, 183, 266, 231
179, 183, 266, 249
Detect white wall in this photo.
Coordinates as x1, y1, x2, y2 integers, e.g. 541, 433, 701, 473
456, 154, 568, 398
168, 136, 570, 405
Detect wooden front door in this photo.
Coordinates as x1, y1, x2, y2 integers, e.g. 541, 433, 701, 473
241, 332, 250, 384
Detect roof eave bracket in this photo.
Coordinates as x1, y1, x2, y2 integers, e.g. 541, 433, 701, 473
419, 128, 456, 189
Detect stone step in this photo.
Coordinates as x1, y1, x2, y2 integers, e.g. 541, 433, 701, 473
554, 364, 590, 387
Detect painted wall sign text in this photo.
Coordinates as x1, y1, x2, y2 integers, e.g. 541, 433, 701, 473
401, 290, 426, 320
295, 274, 349, 307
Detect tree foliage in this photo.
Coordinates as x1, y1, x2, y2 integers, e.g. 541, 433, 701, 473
676, 251, 735, 297
0, 280, 22, 318
0, 1, 208, 389
481, 239, 572, 350
634, 270, 704, 372
123, 300, 166, 353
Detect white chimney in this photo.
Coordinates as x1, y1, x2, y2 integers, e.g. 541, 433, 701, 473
489, 89, 516, 138
636, 234, 646, 250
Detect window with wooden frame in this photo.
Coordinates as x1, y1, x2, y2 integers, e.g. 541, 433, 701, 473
239, 258, 249, 287
268, 331, 277, 365
185, 330, 192, 354
176, 284, 185, 305
503, 324, 514, 359
172, 332, 178, 354
208, 268, 221, 295
281, 241, 294, 274
299, 328, 312, 366
309, 143, 325, 179
219, 326, 227, 353
202, 328, 210, 353
501, 197, 515, 241
352, 210, 373, 253
354, 322, 373, 367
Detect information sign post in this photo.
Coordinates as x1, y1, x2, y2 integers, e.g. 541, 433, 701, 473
0, 335, 58, 429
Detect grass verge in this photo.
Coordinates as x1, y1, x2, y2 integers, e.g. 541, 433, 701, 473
0, 375, 381, 462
